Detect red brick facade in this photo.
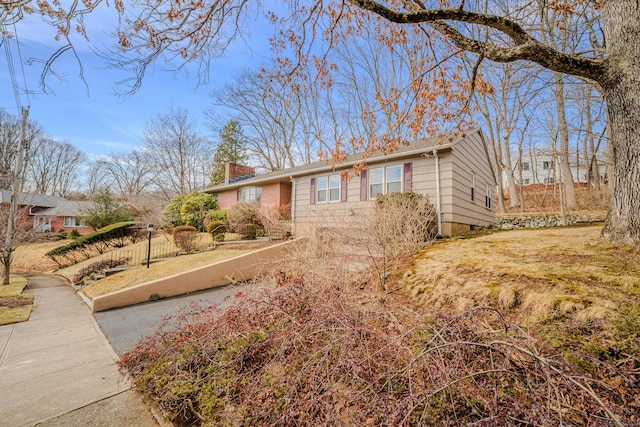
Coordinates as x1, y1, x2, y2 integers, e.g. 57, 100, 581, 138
216, 182, 291, 211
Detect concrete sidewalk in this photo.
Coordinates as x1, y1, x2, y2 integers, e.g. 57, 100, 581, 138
0, 275, 158, 427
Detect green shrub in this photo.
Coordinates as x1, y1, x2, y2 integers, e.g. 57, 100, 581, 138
46, 221, 141, 267
207, 221, 226, 242
173, 225, 199, 253
206, 210, 228, 223
55, 229, 68, 240
68, 229, 81, 239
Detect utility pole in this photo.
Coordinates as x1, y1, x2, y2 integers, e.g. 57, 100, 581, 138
2, 107, 28, 285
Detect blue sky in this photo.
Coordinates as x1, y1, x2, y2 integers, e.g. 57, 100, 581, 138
0, 5, 273, 159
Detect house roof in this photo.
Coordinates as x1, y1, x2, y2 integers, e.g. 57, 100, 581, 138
203, 128, 482, 193
32, 200, 95, 217
0, 190, 68, 208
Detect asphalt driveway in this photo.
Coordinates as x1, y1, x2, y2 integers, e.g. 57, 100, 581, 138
94, 283, 251, 355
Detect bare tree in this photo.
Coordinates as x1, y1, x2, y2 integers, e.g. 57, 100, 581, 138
24, 138, 87, 197
97, 149, 158, 200
473, 60, 544, 211
0, 110, 45, 189
85, 161, 113, 196
143, 106, 214, 197
210, 68, 312, 171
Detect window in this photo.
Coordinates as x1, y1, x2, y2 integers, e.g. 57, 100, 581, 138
64, 217, 85, 227
361, 163, 411, 201
238, 187, 262, 203
521, 162, 530, 171
316, 177, 327, 203
313, 174, 342, 204
368, 165, 402, 199
329, 174, 340, 202
543, 177, 555, 184
386, 165, 402, 194
543, 160, 554, 170
369, 167, 384, 199
522, 178, 530, 185
471, 173, 475, 202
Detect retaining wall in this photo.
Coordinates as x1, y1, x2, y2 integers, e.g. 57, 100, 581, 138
91, 239, 302, 313
495, 211, 606, 230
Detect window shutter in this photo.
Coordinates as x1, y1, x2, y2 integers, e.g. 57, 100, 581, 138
403, 162, 413, 192
310, 178, 316, 205
360, 170, 368, 201
341, 177, 348, 202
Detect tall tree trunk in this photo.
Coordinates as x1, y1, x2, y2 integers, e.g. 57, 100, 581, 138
502, 134, 520, 208
553, 72, 577, 210
600, 2, 640, 245
479, 104, 506, 213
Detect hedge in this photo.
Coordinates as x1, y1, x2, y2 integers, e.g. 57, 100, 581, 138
46, 222, 142, 267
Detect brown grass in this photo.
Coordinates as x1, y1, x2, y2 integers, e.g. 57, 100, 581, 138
12, 240, 72, 273
399, 225, 640, 324
0, 276, 33, 325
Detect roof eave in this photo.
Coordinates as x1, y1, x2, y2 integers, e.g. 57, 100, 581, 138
202, 140, 458, 194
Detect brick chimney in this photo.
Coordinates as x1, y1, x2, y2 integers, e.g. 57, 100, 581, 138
225, 163, 256, 184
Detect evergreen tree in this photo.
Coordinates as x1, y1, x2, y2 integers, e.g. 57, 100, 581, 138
210, 120, 247, 185
83, 188, 132, 230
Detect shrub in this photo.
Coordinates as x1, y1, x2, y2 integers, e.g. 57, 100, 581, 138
207, 221, 226, 242
120, 273, 636, 426
373, 192, 438, 259
68, 229, 81, 240
55, 229, 68, 240
164, 192, 218, 231
243, 223, 257, 240
172, 225, 199, 253
226, 202, 261, 232
46, 222, 141, 267
206, 209, 227, 223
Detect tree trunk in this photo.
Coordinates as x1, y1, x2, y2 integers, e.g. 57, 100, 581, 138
553, 72, 577, 210
481, 112, 506, 213
600, 2, 640, 246
502, 135, 520, 208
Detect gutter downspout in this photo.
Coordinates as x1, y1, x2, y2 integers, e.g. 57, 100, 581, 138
290, 176, 296, 237
433, 149, 442, 236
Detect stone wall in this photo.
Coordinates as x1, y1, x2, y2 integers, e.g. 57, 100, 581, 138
495, 211, 606, 230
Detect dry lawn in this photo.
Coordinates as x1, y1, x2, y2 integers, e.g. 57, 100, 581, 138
400, 225, 640, 323
12, 240, 72, 273
0, 276, 33, 326
79, 244, 270, 299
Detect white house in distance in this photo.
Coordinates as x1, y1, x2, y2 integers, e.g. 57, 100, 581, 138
203, 128, 496, 238
506, 149, 609, 188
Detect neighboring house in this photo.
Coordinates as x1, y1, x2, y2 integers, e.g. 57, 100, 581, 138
203, 128, 496, 238
506, 149, 608, 187
0, 190, 68, 231
32, 200, 95, 235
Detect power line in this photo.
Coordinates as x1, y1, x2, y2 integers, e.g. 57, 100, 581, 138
1, 15, 31, 112
13, 22, 30, 108
2, 27, 22, 110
